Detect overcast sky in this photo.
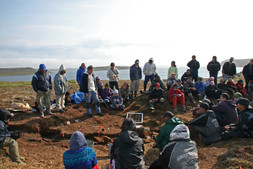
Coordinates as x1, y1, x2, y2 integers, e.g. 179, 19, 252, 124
0, 0, 252, 68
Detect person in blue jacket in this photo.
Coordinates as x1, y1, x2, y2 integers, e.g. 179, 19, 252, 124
76, 63, 87, 89
130, 59, 142, 98
63, 131, 97, 169
187, 55, 200, 82
195, 77, 206, 98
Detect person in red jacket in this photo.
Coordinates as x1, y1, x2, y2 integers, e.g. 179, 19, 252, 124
168, 84, 186, 113
236, 79, 247, 96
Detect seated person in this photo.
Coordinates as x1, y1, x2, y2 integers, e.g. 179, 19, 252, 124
110, 90, 125, 110
235, 79, 247, 96
212, 93, 238, 127
63, 131, 98, 169
205, 81, 222, 99
181, 69, 191, 83
218, 79, 233, 96
176, 79, 184, 92
150, 124, 198, 169
166, 72, 177, 90
192, 99, 213, 118
101, 83, 113, 102
184, 76, 198, 104
149, 83, 164, 110
226, 78, 237, 94
168, 84, 186, 113
248, 80, 253, 94
149, 74, 166, 92
205, 77, 214, 88
119, 82, 130, 103
155, 111, 184, 150
222, 98, 253, 139
111, 118, 145, 169
195, 77, 206, 98
95, 76, 103, 96
188, 103, 221, 145
0, 108, 25, 164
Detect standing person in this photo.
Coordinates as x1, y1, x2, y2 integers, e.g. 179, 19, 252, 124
143, 58, 156, 91
111, 118, 145, 169
63, 131, 98, 169
95, 76, 103, 96
130, 59, 142, 98
54, 64, 68, 113
81, 65, 104, 118
76, 63, 87, 89
242, 59, 253, 90
207, 56, 221, 84
107, 62, 119, 90
31, 64, 53, 118
187, 55, 200, 82
167, 61, 178, 79
222, 57, 237, 82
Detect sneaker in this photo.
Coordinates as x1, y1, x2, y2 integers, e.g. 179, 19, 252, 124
173, 108, 177, 113
96, 112, 104, 116
149, 106, 155, 110
88, 114, 93, 118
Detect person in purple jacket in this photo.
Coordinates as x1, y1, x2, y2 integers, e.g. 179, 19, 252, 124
212, 93, 238, 127
101, 83, 114, 103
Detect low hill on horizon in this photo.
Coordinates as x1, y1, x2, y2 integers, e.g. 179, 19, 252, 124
221, 58, 251, 67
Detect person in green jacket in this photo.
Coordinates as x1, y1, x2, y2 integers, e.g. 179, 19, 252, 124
168, 61, 178, 79
155, 111, 184, 150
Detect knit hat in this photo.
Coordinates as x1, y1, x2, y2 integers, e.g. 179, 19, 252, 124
230, 57, 234, 61
162, 111, 174, 118
156, 83, 160, 87
39, 64, 47, 71
236, 98, 249, 108
113, 89, 118, 94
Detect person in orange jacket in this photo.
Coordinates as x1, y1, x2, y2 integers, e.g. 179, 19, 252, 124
168, 84, 186, 113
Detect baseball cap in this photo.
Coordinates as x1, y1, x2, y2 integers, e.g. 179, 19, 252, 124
39, 64, 47, 71
162, 111, 174, 118
149, 57, 154, 61
113, 89, 118, 94
236, 98, 249, 108
230, 57, 234, 61
135, 59, 139, 63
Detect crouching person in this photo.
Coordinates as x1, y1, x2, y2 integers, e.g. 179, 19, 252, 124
0, 108, 25, 164
188, 103, 221, 146
168, 84, 186, 113
149, 83, 164, 110
63, 131, 98, 169
149, 124, 199, 169
110, 90, 125, 110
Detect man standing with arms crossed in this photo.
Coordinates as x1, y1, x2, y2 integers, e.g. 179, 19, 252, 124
130, 59, 142, 98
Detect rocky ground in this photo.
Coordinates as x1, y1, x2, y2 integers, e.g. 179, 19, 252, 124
0, 80, 252, 169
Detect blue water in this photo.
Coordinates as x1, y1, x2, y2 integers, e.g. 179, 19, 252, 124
0, 67, 243, 82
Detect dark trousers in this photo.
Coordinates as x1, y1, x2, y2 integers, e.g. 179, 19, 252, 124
210, 72, 218, 85
144, 75, 154, 91
109, 81, 119, 90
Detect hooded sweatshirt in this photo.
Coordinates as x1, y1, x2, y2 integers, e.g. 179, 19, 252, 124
151, 124, 199, 169
0, 108, 11, 144
63, 131, 97, 169
113, 130, 145, 169
156, 118, 184, 150
76, 66, 87, 85
143, 62, 156, 76
54, 65, 68, 95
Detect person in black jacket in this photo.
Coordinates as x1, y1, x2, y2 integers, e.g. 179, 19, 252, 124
81, 65, 104, 117
0, 109, 25, 164
187, 55, 200, 82
149, 83, 164, 110
222, 57, 237, 82
207, 56, 221, 84
242, 59, 253, 90
222, 98, 253, 139
205, 81, 222, 99
181, 69, 191, 83
111, 118, 145, 169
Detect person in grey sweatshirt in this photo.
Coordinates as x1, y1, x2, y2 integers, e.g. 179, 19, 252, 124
107, 62, 119, 90
143, 58, 156, 91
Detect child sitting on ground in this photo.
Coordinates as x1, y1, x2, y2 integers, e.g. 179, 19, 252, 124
110, 90, 125, 110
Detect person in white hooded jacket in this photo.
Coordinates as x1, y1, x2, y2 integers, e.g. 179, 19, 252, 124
143, 58, 156, 91
54, 64, 68, 112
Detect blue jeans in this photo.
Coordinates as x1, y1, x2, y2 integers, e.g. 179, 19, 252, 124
144, 75, 154, 91
86, 91, 101, 114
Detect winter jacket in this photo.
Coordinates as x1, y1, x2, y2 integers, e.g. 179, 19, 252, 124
156, 118, 184, 150
184, 81, 195, 92
236, 82, 247, 96
212, 100, 238, 127
181, 72, 191, 83
207, 61, 221, 74
149, 76, 166, 91
63, 131, 97, 169
168, 88, 184, 99
189, 110, 221, 145
76, 66, 87, 86
149, 88, 163, 100
112, 130, 145, 169
195, 81, 206, 92
119, 86, 130, 99
107, 68, 119, 82
187, 60, 200, 77
0, 108, 12, 144
167, 66, 178, 79
96, 81, 103, 96
31, 70, 52, 92
130, 64, 142, 81
143, 62, 156, 76
242, 63, 253, 79
111, 95, 123, 106
101, 88, 113, 100
81, 73, 97, 94
151, 125, 198, 169
205, 80, 212, 88
222, 62, 236, 76
54, 65, 68, 96
205, 85, 221, 99
229, 108, 253, 138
